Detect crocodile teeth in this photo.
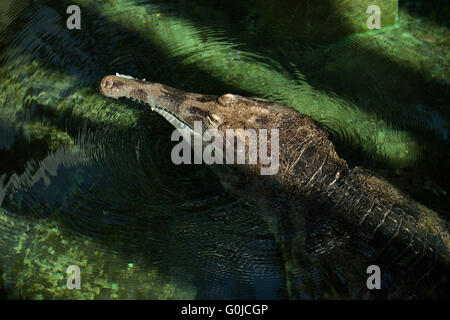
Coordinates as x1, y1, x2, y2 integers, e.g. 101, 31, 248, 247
115, 73, 136, 80
152, 106, 204, 140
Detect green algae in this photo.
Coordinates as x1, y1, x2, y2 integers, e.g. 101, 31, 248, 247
245, 0, 398, 41
0, 208, 196, 299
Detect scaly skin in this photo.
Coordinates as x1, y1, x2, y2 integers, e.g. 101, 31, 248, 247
99, 74, 449, 298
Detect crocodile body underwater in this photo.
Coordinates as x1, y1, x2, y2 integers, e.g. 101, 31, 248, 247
99, 74, 449, 298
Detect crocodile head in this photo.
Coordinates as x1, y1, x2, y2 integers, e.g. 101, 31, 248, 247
99, 74, 295, 135
99, 74, 310, 176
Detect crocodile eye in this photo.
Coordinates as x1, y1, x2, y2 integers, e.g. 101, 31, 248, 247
217, 93, 237, 106
207, 113, 221, 125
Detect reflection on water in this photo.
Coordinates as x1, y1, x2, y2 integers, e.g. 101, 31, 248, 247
0, 0, 448, 299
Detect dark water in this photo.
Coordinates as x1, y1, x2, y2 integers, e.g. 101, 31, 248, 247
0, 0, 448, 299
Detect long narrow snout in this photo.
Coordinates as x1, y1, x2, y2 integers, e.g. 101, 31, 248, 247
99, 74, 218, 132
99, 74, 166, 107
99, 74, 193, 122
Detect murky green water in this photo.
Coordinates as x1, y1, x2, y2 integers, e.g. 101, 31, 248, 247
0, 0, 448, 299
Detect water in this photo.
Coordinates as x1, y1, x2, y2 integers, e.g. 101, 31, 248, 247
0, 0, 448, 299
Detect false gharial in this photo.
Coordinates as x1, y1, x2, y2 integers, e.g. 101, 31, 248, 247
99, 74, 449, 299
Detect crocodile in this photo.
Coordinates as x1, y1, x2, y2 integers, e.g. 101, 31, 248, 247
99, 74, 449, 298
